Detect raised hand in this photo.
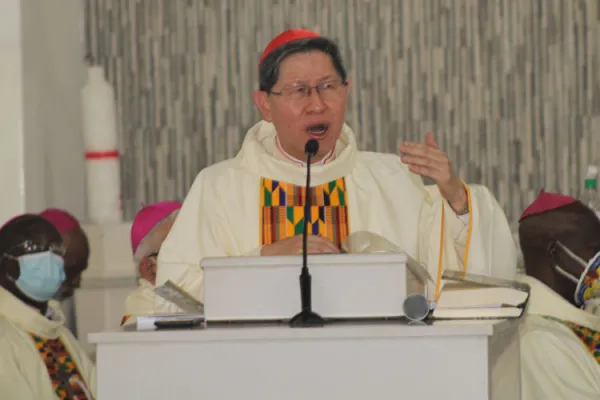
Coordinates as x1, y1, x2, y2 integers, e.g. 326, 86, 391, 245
399, 132, 467, 213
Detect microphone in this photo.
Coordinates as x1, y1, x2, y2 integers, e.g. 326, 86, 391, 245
305, 138, 319, 157
289, 139, 325, 328
402, 293, 430, 322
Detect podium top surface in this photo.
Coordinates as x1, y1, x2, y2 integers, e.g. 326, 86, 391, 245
88, 319, 516, 345
200, 252, 410, 268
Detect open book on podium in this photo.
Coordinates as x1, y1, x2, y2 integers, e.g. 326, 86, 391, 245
431, 270, 531, 320
202, 232, 433, 322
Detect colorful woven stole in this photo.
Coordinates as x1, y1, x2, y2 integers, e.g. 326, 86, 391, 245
121, 314, 132, 326
29, 333, 91, 399
260, 177, 349, 249
544, 316, 600, 364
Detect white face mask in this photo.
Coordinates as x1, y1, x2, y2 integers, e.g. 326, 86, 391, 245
552, 241, 600, 310
3, 251, 66, 302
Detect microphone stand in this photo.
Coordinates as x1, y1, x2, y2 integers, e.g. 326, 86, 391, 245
289, 141, 325, 328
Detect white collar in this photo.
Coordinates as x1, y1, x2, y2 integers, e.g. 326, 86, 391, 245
138, 277, 155, 289
520, 275, 600, 331
275, 136, 335, 166
237, 121, 359, 187
0, 287, 66, 338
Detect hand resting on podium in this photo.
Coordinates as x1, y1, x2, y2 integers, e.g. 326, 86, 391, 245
341, 231, 403, 254
260, 234, 340, 256
260, 230, 407, 257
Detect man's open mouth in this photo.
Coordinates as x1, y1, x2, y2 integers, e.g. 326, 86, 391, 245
306, 123, 329, 136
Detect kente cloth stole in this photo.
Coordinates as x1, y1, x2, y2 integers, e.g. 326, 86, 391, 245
29, 333, 92, 400
121, 314, 131, 326
544, 316, 600, 364
260, 177, 349, 249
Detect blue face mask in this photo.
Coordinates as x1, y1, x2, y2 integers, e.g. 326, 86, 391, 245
11, 251, 66, 302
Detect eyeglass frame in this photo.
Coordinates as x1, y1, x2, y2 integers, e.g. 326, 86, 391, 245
3, 240, 66, 259
144, 252, 159, 263
268, 79, 349, 101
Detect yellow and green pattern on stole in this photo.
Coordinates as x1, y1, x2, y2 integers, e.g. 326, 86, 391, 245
29, 333, 92, 399
260, 177, 349, 249
545, 316, 600, 365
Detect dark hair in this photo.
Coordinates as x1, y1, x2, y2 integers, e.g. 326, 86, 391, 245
63, 227, 90, 265
258, 37, 348, 93
519, 201, 600, 277
0, 214, 62, 267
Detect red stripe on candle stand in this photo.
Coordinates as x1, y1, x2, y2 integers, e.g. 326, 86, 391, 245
85, 150, 119, 160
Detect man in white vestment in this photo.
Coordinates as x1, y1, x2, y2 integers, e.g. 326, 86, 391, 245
0, 214, 95, 400
40, 208, 90, 336
121, 201, 182, 325
39, 208, 90, 301
155, 29, 517, 312
518, 191, 600, 398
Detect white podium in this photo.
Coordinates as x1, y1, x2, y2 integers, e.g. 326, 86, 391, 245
89, 319, 520, 400
202, 252, 428, 321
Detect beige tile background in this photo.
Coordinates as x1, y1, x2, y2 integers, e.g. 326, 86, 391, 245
85, 0, 600, 225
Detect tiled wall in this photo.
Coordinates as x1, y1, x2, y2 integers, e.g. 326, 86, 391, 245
85, 0, 600, 225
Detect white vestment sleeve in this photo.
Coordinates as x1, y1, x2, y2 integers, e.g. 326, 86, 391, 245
0, 342, 37, 400
154, 170, 227, 312
521, 322, 600, 399
418, 184, 517, 298
461, 184, 517, 280
122, 280, 160, 323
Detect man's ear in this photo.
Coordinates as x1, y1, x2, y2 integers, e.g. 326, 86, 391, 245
138, 258, 156, 284
252, 90, 272, 122
0, 259, 20, 290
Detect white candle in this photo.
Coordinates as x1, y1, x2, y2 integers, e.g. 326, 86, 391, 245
82, 66, 123, 223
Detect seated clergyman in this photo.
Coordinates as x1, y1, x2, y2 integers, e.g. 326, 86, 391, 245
518, 190, 600, 398
0, 214, 95, 399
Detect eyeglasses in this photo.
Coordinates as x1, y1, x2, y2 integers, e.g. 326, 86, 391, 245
270, 80, 348, 102
4, 240, 66, 258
